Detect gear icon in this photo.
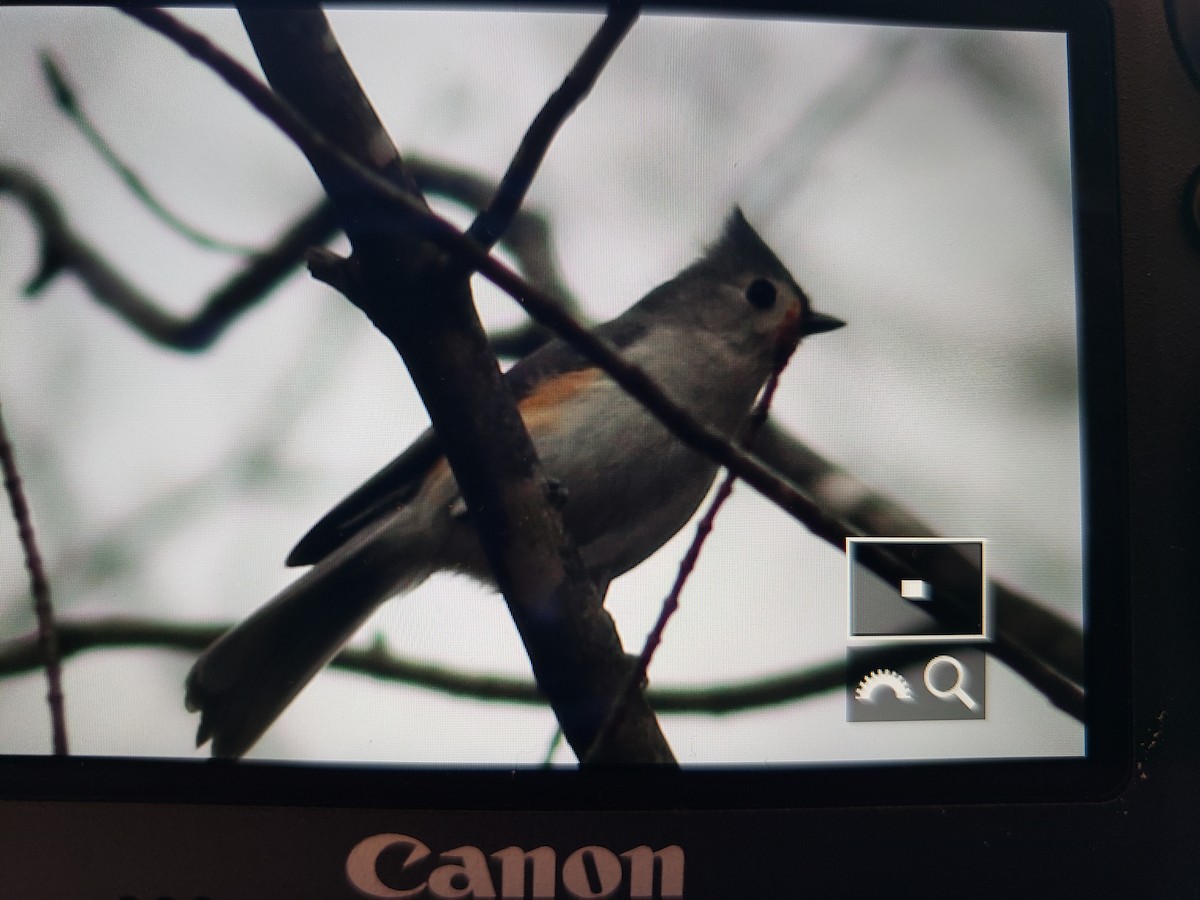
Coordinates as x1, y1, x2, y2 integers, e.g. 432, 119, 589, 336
855, 668, 916, 703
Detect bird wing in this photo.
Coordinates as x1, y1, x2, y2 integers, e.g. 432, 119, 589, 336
285, 317, 647, 567
284, 428, 443, 566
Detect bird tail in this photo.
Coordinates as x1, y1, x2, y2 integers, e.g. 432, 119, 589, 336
185, 517, 435, 758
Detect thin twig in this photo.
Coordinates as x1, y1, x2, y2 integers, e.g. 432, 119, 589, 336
588, 319, 807, 759
40, 49, 261, 256
405, 155, 585, 314
466, 4, 639, 250
0, 402, 68, 755
637, 333, 802, 679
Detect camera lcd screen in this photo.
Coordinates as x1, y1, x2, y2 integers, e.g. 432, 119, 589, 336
0, 2, 1123, 801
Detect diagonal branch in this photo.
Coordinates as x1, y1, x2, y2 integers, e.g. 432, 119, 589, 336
465, 4, 638, 251
749, 420, 1085, 686
0, 402, 68, 755
407, 155, 585, 315
230, 4, 671, 763
123, 9, 422, 216
0, 159, 576, 353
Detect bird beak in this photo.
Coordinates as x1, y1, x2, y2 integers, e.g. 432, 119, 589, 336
802, 311, 846, 336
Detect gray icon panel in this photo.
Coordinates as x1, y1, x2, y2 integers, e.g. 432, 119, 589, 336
848, 538, 987, 640
845, 538, 989, 721
847, 645, 987, 722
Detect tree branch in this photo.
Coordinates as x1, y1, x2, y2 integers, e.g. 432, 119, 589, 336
408, 155, 586, 340
0, 615, 868, 716
0, 401, 68, 754
219, 4, 670, 763
465, 4, 638, 250
0, 163, 339, 350
749, 420, 1085, 686
0, 158, 576, 354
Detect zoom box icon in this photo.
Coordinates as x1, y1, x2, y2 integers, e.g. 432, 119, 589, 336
848, 538, 987, 640
847, 645, 987, 722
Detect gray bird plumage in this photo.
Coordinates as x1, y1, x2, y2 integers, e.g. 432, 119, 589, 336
185, 209, 844, 757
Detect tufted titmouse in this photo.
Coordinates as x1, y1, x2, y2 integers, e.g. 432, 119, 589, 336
185, 208, 844, 757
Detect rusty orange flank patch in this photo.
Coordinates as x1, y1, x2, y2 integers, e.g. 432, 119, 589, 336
517, 367, 603, 430
417, 367, 602, 495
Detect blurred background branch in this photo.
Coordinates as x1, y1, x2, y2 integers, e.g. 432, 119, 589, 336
0, 613, 877, 716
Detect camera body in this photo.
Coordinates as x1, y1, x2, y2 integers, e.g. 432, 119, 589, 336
0, 0, 1197, 895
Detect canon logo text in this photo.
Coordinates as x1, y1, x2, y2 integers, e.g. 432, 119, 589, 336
346, 832, 684, 899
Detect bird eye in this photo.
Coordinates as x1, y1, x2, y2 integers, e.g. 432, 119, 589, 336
745, 278, 777, 310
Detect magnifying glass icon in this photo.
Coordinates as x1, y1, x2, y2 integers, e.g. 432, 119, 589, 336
924, 655, 979, 711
